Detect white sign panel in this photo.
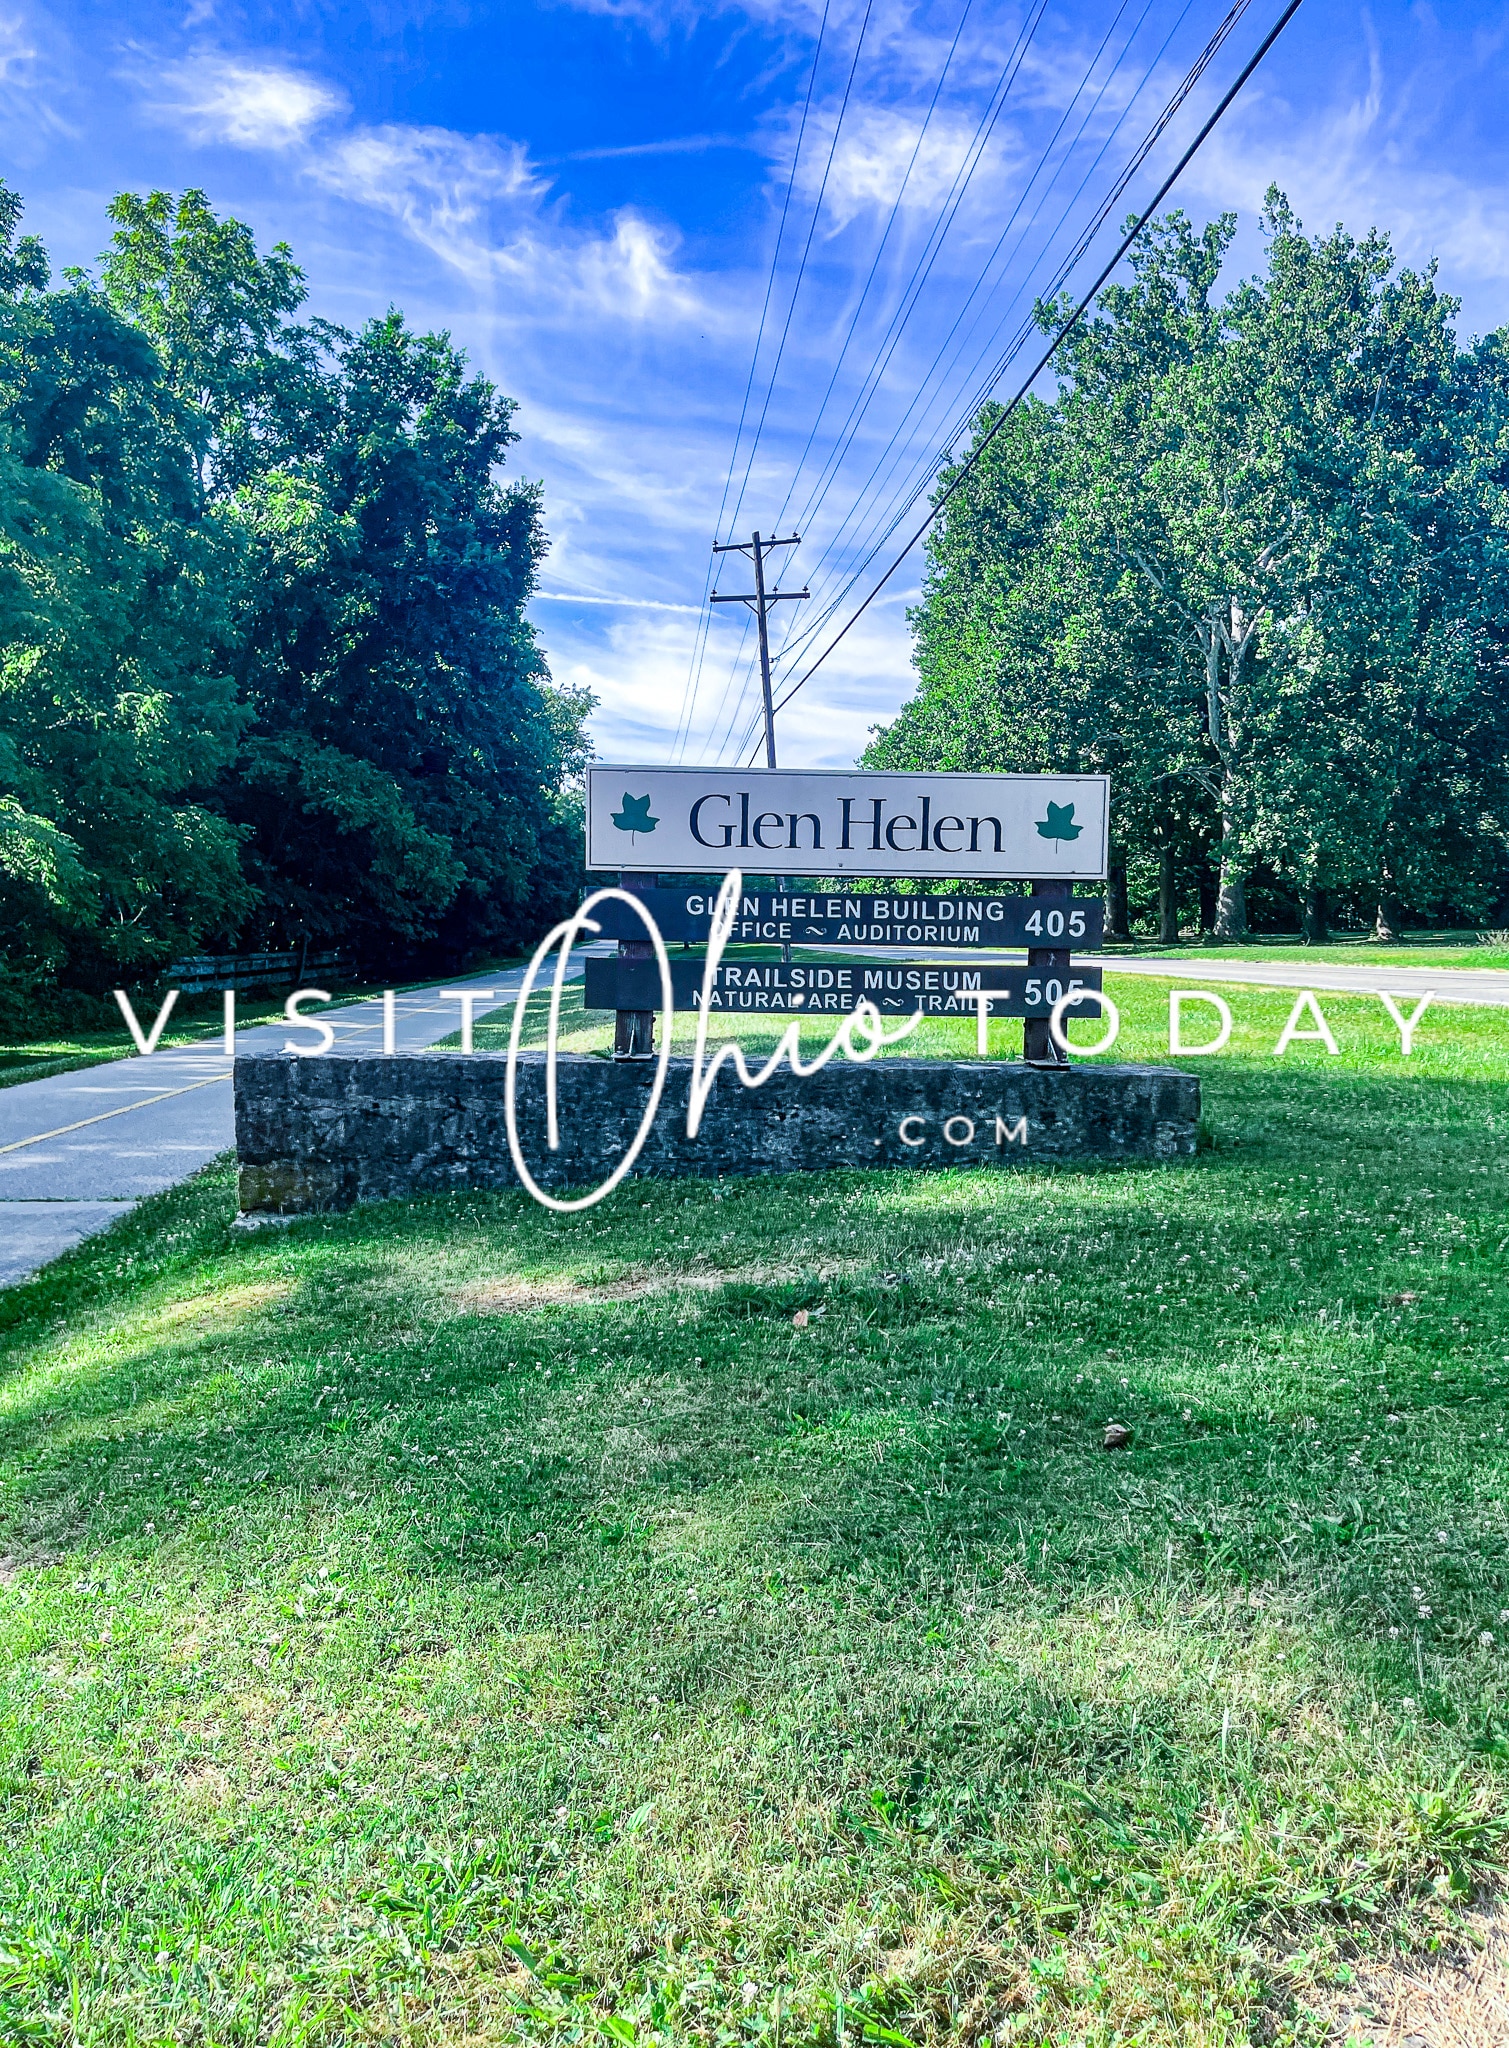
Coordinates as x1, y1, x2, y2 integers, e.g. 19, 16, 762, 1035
586, 768, 1109, 881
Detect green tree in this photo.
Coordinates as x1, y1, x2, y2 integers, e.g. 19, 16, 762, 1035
0, 179, 591, 1016
99, 188, 331, 504
0, 184, 251, 1008
225, 311, 587, 966
879, 193, 1509, 938
870, 376, 1215, 932
99, 192, 591, 972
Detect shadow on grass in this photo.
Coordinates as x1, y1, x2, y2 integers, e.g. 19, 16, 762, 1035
1, 1053, 1504, 1699
0, 1056, 1507, 2041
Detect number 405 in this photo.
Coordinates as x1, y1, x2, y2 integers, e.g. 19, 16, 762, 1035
1023, 907, 1087, 938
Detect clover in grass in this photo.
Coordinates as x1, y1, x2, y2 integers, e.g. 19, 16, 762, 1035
611, 792, 659, 840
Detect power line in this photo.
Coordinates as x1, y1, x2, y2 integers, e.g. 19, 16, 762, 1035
781, 0, 1135, 565
697, 0, 1053, 761
766, 0, 982, 535
771, 0, 1054, 579
761, 0, 1305, 745
693, 3, 877, 763
766, 0, 1215, 690
667, 0, 832, 764
743, 0, 1187, 722
726, 0, 876, 538
710, 0, 1275, 763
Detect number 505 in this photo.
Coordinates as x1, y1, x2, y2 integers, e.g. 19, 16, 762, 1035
1025, 976, 1086, 1006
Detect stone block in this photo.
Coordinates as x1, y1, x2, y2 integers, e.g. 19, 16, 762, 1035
234, 1053, 1200, 1214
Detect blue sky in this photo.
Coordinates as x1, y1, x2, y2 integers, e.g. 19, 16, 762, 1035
4, 0, 1508, 769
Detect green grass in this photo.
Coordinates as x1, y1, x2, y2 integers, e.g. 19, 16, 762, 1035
1, 981, 1508, 2044
469, 964, 1504, 1067
0, 959, 532, 1091
1102, 930, 1509, 969
0, 997, 293, 1091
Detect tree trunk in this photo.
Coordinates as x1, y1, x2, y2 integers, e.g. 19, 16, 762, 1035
1214, 862, 1247, 942
1375, 893, 1404, 943
1197, 860, 1218, 937
1212, 780, 1247, 941
1302, 887, 1327, 945
1158, 847, 1179, 946
1105, 860, 1129, 941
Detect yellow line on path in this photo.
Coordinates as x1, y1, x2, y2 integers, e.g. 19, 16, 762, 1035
0, 1073, 232, 1156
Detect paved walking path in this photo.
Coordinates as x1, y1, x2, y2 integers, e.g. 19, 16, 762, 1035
0, 965, 580, 1290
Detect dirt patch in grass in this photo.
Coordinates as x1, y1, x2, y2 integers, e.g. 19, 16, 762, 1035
1331, 1908, 1509, 2045
137, 1279, 294, 1332
453, 1260, 860, 1314
456, 1273, 670, 1311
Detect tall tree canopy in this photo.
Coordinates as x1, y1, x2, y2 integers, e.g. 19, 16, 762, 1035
871, 193, 1509, 939
0, 183, 589, 1020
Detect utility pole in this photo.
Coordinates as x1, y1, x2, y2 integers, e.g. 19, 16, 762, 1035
710, 531, 808, 767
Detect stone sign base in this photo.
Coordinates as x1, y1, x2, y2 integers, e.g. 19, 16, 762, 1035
234, 1054, 1200, 1216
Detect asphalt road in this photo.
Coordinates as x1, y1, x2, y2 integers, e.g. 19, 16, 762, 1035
1101, 955, 1509, 1007
0, 965, 577, 1289
833, 946, 1509, 1009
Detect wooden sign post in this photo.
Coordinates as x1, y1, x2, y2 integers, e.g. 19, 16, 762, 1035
1023, 878, 1072, 1066
613, 870, 658, 1060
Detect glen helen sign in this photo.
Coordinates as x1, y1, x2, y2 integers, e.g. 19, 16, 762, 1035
585, 768, 1110, 881
110, 766, 1448, 1227
225, 759, 1120, 1216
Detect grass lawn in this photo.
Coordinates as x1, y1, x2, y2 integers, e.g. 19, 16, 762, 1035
0, 960, 533, 1092
1101, 932, 1509, 970
1, 980, 1507, 2044
0, 996, 291, 1092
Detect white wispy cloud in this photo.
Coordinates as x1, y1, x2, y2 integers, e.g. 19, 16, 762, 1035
314, 123, 544, 282
0, 9, 35, 85
0, 7, 77, 144
132, 50, 715, 327
561, 133, 739, 162
536, 591, 703, 612
315, 130, 707, 321
562, 211, 705, 320
1184, 56, 1509, 314
143, 51, 348, 149
798, 105, 998, 233
546, 611, 705, 758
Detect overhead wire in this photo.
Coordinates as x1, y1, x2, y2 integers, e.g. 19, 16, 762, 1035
782, 0, 1137, 562
756, 0, 1256, 701
758, 0, 1053, 589
694, 0, 881, 765
726, 0, 1188, 756
725, 0, 877, 537
755, 0, 1306, 754
728, 0, 1189, 755
766, 0, 988, 536
946, 0, 1244, 443
765, 0, 1210, 689
667, 0, 833, 763
698, 0, 1053, 761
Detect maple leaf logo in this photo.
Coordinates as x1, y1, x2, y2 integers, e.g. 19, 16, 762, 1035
610, 791, 659, 840
1036, 800, 1082, 844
